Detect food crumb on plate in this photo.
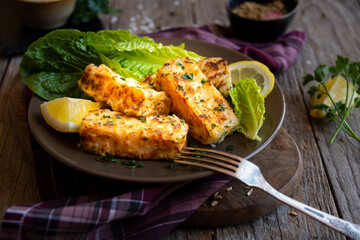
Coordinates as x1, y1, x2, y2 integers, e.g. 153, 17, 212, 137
247, 188, 253, 196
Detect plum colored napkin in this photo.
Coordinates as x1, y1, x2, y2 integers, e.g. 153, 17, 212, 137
146, 25, 306, 73
0, 25, 306, 240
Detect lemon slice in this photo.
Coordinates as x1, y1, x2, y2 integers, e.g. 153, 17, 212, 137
40, 97, 102, 132
310, 75, 358, 118
229, 61, 275, 98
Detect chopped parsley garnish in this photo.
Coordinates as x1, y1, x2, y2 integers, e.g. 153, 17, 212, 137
213, 103, 227, 111
120, 76, 126, 81
188, 145, 206, 155
200, 99, 205, 102
103, 115, 111, 118
122, 160, 145, 169
211, 123, 216, 129
112, 158, 121, 164
180, 119, 186, 123
225, 145, 234, 151
139, 117, 146, 122
95, 153, 120, 164
201, 79, 210, 84
177, 61, 185, 69
148, 82, 157, 90
183, 73, 194, 82
195, 150, 206, 155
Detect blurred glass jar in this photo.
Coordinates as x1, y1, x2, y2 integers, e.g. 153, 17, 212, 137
15, 0, 76, 29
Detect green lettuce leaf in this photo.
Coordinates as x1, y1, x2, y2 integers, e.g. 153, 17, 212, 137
86, 30, 158, 53
229, 78, 265, 141
20, 29, 203, 100
111, 43, 202, 80
20, 30, 102, 100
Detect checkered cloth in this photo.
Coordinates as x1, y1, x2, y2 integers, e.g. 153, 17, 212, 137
0, 175, 229, 240
0, 25, 306, 240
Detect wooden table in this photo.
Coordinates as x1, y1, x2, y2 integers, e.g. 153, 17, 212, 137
1, 0, 360, 239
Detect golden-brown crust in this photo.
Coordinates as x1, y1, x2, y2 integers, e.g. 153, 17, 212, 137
196, 57, 232, 98
155, 57, 239, 145
79, 109, 188, 159
79, 64, 171, 117
140, 74, 158, 90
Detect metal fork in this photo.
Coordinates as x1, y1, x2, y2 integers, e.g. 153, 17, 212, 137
176, 147, 360, 239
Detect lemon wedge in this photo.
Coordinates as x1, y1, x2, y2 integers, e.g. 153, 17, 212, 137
40, 97, 102, 132
310, 75, 358, 118
229, 61, 275, 98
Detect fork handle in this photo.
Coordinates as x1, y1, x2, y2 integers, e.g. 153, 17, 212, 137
263, 183, 360, 239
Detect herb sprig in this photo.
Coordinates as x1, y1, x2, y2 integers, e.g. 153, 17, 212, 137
95, 153, 145, 169
95, 153, 120, 164
303, 55, 360, 143
122, 160, 145, 169
183, 73, 194, 82
70, 0, 121, 25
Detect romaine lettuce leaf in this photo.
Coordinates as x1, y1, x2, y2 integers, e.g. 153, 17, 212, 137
229, 78, 265, 141
20, 29, 203, 100
20, 30, 102, 100
86, 30, 158, 54
111, 43, 202, 80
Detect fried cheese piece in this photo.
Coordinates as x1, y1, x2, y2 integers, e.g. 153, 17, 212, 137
140, 74, 158, 90
80, 109, 189, 159
196, 57, 232, 98
141, 58, 232, 97
155, 57, 240, 145
79, 64, 171, 117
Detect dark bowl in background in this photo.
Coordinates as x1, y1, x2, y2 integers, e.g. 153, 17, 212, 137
226, 0, 299, 42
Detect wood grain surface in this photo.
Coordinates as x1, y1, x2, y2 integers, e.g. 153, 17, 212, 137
1, 0, 360, 239
0, 57, 41, 220
185, 128, 303, 227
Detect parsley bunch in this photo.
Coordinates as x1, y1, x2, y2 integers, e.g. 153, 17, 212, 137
303, 55, 360, 143
70, 0, 120, 25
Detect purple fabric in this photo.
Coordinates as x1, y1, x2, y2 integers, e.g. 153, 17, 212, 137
0, 25, 306, 240
0, 174, 229, 240
146, 25, 306, 73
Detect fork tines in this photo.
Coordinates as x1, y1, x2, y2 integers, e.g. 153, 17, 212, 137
175, 147, 241, 176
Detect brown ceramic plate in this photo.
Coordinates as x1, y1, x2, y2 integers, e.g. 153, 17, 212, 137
28, 38, 285, 183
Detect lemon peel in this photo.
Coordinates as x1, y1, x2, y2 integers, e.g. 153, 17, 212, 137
310, 75, 358, 118
229, 61, 275, 98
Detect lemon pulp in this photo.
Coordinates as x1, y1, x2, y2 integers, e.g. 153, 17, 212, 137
310, 75, 358, 118
41, 97, 101, 132
229, 61, 275, 99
